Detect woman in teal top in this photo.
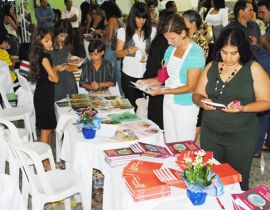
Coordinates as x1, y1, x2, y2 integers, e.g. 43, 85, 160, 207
137, 14, 205, 142
193, 27, 270, 190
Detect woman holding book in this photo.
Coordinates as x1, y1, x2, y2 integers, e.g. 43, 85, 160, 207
116, 2, 156, 109
192, 27, 270, 190
51, 20, 78, 101
137, 14, 205, 142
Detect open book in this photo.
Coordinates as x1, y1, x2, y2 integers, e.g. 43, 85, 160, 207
65, 56, 86, 71
130, 81, 167, 93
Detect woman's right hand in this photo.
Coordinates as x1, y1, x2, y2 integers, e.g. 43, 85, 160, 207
127, 46, 138, 54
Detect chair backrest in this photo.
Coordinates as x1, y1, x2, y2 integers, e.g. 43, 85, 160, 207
0, 83, 12, 109
0, 60, 14, 94
0, 119, 53, 194
15, 69, 33, 107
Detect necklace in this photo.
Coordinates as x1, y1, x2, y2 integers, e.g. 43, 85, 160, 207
214, 63, 239, 98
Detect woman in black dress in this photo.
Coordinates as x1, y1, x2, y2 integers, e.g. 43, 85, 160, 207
29, 27, 66, 149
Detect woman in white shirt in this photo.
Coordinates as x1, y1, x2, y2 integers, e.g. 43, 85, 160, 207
205, 0, 228, 41
116, 2, 156, 109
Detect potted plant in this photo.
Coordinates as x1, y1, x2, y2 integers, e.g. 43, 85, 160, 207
77, 107, 101, 139
183, 150, 216, 205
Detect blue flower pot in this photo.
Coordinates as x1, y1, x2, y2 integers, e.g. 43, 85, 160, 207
82, 128, 96, 139
187, 189, 207, 205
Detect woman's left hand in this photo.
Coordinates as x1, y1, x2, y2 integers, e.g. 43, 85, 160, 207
147, 86, 163, 96
222, 100, 244, 113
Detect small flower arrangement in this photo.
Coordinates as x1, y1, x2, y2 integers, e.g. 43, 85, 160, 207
183, 150, 215, 187
76, 107, 101, 130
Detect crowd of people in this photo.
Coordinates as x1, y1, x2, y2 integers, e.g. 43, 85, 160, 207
0, 0, 270, 191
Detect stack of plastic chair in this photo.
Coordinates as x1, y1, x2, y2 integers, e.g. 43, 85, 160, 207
3, 120, 90, 210
0, 83, 36, 141
15, 69, 37, 140
0, 119, 54, 206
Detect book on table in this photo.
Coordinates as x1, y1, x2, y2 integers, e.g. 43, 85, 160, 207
130, 142, 172, 158
103, 147, 140, 167
124, 172, 171, 202
67, 94, 91, 112
212, 163, 242, 185
165, 140, 201, 156
231, 185, 270, 210
122, 159, 163, 177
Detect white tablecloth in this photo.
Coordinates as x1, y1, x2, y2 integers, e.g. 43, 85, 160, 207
55, 103, 164, 209
0, 174, 26, 210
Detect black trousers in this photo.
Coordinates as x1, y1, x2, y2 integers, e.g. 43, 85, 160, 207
200, 123, 259, 190
121, 72, 143, 110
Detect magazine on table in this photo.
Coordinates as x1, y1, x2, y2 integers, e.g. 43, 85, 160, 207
165, 140, 201, 156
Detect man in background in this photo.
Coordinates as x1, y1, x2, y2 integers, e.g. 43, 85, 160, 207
35, 0, 54, 29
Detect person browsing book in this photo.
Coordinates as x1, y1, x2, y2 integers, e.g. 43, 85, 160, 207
79, 39, 115, 94
29, 27, 67, 170
116, 2, 156, 109
137, 14, 205, 143
192, 27, 270, 190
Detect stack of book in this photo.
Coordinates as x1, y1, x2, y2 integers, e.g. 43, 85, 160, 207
212, 163, 242, 186
104, 147, 140, 167
130, 142, 172, 158
165, 140, 201, 156
231, 185, 270, 210
122, 160, 171, 202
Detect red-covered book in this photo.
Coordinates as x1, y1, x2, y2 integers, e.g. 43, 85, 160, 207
104, 147, 140, 160
122, 160, 163, 177
166, 140, 201, 156
212, 163, 242, 185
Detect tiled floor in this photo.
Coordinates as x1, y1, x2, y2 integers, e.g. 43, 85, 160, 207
36, 150, 270, 210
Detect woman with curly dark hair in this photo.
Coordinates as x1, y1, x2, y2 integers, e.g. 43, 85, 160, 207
29, 27, 66, 168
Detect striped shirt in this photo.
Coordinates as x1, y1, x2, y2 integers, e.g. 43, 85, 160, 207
79, 59, 115, 91
0, 49, 12, 67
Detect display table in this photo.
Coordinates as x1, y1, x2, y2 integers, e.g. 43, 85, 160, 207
55, 102, 164, 209
103, 157, 242, 210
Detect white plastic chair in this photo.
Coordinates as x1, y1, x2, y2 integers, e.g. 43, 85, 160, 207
5, 137, 90, 210
15, 69, 37, 140
0, 119, 55, 206
0, 60, 14, 94
108, 82, 121, 96
0, 83, 36, 141
55, 116, 78, 163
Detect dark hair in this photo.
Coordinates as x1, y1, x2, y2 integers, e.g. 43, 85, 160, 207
0, 33, 9, 44
29, 27, 52, 82
257, 0, 270, 11
100, 1, 121, 20
182, 9, 202, 28
80, 1, 90, 26
213, 27, 252, 64
165, 1, 175, 10
212, 0, 225, 10
234, 0, 250, 18
159, 13, 188, 35
157, 10, 174, 34
88, 39, 105, 53
53, 9, 61, 23
147, 1, 157, 8
3, 3, 16, 23
53, 20, 72, 48
125, 2, 152, 43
